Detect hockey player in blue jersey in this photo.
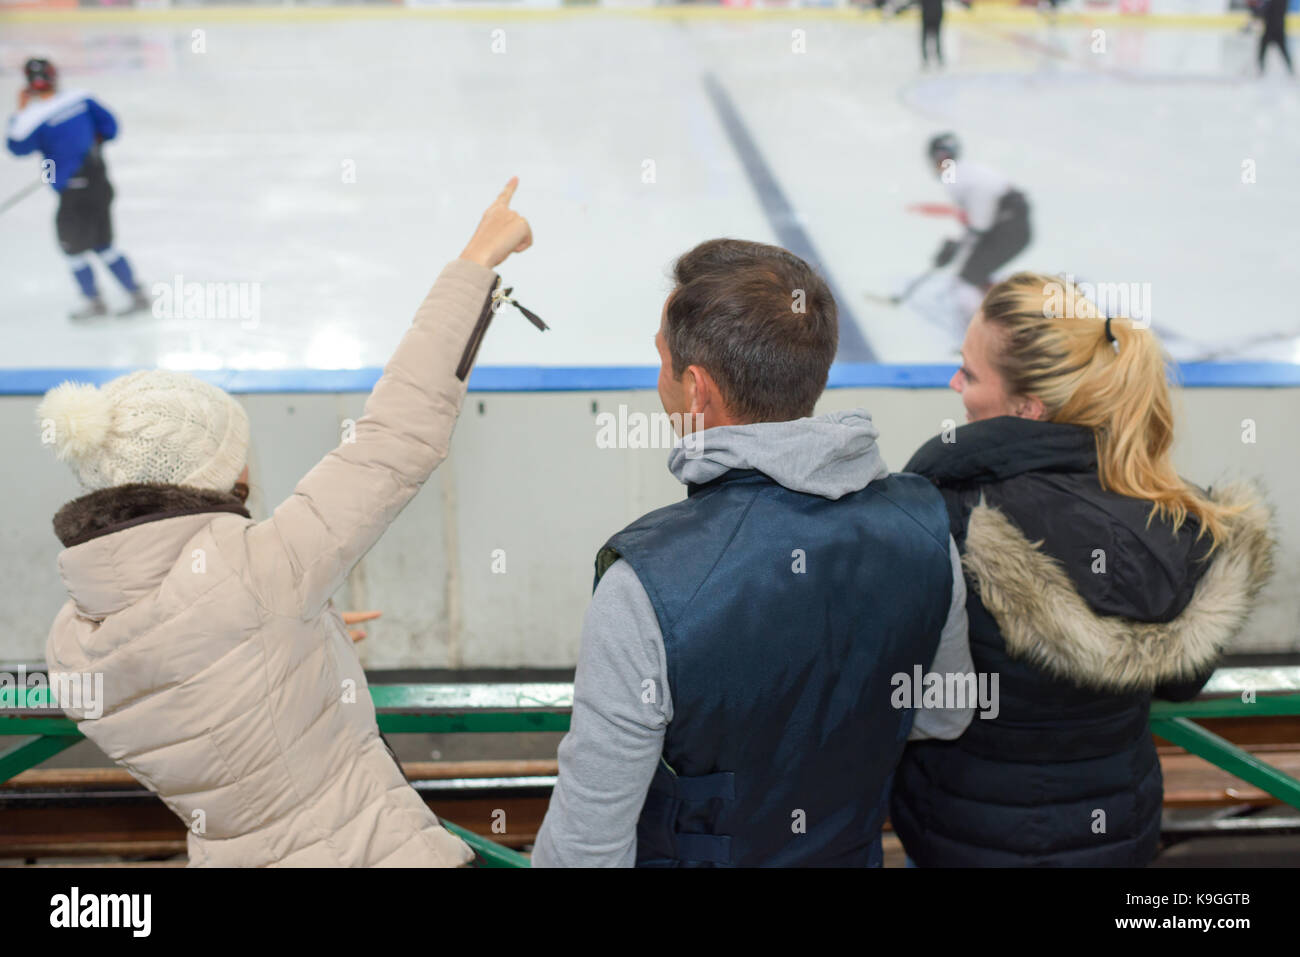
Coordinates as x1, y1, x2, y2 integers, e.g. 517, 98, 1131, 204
6, 58, 149, 319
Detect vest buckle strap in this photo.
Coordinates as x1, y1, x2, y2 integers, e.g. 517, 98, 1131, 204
674, 832, 732, 866
657, 769, 736, 802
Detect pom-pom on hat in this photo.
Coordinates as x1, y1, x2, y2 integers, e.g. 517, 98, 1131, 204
37, 371, 250, 493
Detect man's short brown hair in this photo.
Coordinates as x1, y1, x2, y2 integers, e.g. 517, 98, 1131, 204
664, 239, 838, 423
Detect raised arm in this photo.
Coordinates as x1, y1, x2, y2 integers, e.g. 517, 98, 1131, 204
6, 94, 40, 156
240, 178, 533, 618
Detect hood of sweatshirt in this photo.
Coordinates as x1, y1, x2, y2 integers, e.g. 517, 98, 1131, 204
668, 408, 889, 500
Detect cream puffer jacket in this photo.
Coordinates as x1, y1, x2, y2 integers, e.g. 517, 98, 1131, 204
46, 259, 499, 867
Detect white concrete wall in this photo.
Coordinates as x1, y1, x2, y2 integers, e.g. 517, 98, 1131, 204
3, 384, 1295, 667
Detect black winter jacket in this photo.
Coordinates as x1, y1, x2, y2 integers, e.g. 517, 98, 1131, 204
889, 417, 1274, 866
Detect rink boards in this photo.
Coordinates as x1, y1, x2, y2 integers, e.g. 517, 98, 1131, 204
0, 369, 1295, 669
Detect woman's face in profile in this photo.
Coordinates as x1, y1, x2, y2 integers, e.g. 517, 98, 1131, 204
950, 312, 1019, 423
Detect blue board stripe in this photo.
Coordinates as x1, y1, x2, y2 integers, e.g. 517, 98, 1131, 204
700, 72, 878, 363
1, 362, 1295, 395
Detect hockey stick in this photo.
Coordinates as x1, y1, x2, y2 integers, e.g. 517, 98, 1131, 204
0, 180, 42, 217
864, 269, 939, 306
1179, 326, 1300, 362
1118, 314, 1300, 361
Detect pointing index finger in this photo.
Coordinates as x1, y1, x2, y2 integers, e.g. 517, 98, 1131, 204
498, 176, 519, 207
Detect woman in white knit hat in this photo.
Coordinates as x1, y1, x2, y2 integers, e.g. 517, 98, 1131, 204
39, 179, 532, 867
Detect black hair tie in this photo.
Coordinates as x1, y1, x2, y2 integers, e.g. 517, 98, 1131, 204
1104, 316, 1119, 352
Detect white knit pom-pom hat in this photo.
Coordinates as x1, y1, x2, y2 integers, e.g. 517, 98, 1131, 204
37, 371, 250, 493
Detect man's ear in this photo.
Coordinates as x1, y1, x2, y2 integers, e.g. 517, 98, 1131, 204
686, 366, 720, 414
684, 365, 709, 416
687, 365, 737, 423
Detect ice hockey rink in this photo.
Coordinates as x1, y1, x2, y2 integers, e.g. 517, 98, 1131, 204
2, 5, 1299, 373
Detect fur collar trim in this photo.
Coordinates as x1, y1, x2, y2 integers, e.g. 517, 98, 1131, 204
961, 480, 1275, 691
54, 483, 250, 548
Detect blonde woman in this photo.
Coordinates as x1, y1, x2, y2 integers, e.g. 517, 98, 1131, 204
39, 179, 532, 866
889, 272, 1275, 867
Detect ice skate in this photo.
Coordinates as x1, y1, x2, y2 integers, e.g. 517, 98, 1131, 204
117, 288, 151, 317
69, 297, 107, 321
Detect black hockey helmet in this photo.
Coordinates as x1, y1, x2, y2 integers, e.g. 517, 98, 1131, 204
927, 132, 960, 163
24, 57, 57, 92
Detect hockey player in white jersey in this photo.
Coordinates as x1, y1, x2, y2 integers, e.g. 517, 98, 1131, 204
927, 132, 1032, 321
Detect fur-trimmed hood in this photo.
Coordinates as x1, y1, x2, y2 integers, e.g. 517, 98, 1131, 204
962, 480, 1275, 691
906, 417, 1278, 692
53, 483, 249, 548
53, 483, 252, 621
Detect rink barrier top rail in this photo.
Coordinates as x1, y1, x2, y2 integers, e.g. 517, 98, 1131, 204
1, 362, 1298, 395
3, 668, 1300, 868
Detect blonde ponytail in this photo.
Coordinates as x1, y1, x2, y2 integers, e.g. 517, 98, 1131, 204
979, 273, 1242, 551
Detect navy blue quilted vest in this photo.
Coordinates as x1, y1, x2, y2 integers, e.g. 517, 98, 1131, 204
594, 468, 953, 867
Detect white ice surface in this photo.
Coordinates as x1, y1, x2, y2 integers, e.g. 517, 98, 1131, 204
1, 13, 1298, 371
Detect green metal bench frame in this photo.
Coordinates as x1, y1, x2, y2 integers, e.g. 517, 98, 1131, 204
0, 683, 572, 868
5, 679, 1300, 867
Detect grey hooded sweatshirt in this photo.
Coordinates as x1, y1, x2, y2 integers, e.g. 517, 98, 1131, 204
532, 409, 973, 868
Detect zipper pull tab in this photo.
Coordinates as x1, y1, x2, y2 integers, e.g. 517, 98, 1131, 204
512, 300, 549, 332
494, 284, 550, 332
